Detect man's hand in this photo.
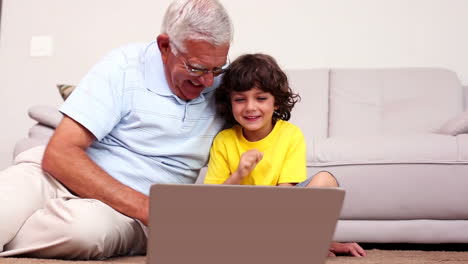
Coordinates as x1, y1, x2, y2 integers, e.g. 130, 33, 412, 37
328, 242, 367, 257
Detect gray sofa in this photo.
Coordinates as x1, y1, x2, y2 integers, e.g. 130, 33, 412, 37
16, 68, 468, 244
286, 68, 468, 244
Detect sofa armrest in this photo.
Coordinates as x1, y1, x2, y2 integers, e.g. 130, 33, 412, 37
438, 84, 468, 135
464, 85, 468, 110
29, 123, 55, 139
13, 105, 61, 159
195, 166, 208, 184
13, 137, 49, 159
28, 105, 63, 128
437, 110, 468, 136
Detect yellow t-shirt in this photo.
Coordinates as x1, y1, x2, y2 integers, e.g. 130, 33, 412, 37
204, 120, 307, 185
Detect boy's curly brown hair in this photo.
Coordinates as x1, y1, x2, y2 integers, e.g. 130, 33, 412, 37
215, 53, 300, 126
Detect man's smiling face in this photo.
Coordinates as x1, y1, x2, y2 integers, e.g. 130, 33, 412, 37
159, 36, 229, 101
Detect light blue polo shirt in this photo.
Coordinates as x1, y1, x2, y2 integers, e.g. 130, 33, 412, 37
60, 41, 224, 195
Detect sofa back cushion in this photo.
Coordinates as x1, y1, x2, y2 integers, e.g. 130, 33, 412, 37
287, 69, 329, 160
328, 68, 463, 136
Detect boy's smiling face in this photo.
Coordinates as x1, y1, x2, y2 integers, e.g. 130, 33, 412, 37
230, 86, 278, 142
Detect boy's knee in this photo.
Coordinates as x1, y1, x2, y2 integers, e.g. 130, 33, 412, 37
307, 171, 338, 188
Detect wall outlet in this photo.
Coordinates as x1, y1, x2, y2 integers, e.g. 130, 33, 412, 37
30, 35, 54, 57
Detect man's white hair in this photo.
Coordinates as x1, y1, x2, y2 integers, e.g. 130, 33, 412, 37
161, 0, 233, 54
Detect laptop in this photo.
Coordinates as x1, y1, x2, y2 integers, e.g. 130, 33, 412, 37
147, 184, 345, 264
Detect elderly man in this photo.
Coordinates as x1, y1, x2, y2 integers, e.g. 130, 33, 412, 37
0, 0, 366, 259
0, 0, 232, 259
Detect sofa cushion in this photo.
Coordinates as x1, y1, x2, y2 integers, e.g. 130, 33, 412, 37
308, 163, 468, 220
328, 68, 464, 136
287, 69, 329, 140
310, 134, 464, 166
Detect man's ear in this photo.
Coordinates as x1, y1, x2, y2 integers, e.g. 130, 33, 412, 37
157, 34, 170, 64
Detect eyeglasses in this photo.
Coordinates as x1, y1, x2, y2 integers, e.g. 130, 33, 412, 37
180, 57, 229, 77
172, 44, 229, 77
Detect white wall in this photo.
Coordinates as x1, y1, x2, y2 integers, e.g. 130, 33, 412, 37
1, 0, 468, 169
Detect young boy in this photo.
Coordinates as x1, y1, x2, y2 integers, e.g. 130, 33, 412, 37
204, 53, 366, 257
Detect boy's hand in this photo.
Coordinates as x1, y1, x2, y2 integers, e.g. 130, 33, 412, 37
328, 242, 367, 257
236, 149, 263, 178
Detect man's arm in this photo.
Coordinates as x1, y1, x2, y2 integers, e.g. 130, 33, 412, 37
42, 116, 149, 225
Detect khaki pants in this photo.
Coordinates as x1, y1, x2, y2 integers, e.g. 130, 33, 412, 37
0, 146, 147, 259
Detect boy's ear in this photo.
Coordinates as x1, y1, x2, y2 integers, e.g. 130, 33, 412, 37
157, 34, 171, 64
